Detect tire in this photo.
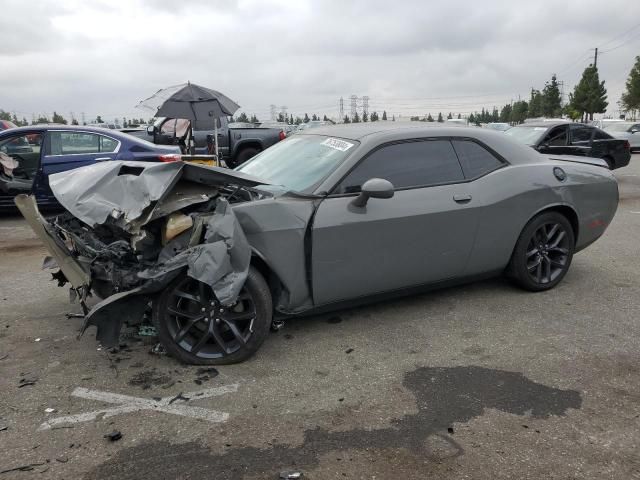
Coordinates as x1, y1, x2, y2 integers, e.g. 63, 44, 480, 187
508, 211, 575, 292
229, 147, 259, 168
153, 266, 272, 365
603, 156, 614, 170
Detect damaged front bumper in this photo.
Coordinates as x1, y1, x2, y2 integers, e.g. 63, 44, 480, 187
15, 161, 270, 348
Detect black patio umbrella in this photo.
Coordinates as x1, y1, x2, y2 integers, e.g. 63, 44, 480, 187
139, 82, 240, 156
155, 83, 240, 123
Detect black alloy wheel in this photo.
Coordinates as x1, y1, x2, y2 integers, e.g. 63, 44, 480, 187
509, 211, 575, 292
153, 267, 272, 365
525, 222, 571, 285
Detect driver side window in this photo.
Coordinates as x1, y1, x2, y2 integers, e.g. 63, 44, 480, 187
336, 139, 464, 194
543, 127, 568, 146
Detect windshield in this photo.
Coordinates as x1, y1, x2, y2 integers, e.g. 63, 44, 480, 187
504, 126, 548, 145
236, 135, 358, 193
603, 122, 633, 132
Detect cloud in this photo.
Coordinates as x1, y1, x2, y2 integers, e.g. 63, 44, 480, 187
1, 0, 639, 122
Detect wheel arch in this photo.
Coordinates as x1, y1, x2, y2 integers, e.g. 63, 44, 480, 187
233, 141, 262, 158
527, 203, 579, 245
249, 249, 284, 312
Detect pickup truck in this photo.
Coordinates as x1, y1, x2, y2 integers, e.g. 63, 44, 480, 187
127, 116, 285, 167
504, 121, 631, 169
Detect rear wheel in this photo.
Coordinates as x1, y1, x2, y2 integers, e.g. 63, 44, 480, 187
153, 267, 272, 365
508, 212, 575, 292
228, 147, 259, 168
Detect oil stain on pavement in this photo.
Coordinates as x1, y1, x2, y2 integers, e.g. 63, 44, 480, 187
87, 366, 582, 479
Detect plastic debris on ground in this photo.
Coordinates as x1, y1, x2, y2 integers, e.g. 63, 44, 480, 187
104, 431, 122, 442
279, 471, 303, 479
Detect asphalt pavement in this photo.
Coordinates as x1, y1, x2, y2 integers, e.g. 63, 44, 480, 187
1, 155, 639, 479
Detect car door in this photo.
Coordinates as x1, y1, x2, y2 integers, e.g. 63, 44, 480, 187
567, 125, 594, 156
33, 130, 120, 204
311, 138, 480, 305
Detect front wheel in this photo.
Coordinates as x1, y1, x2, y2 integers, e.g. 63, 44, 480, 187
153, 267, 272, 365
508, 212, 575, 292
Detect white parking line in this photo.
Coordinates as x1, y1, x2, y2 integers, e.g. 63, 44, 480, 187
38, 384, 239, 430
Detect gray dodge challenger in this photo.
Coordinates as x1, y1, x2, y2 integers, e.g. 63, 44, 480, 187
16, 123, 619, 365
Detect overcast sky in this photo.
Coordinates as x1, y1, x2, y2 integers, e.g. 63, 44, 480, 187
1, 0, 639, 123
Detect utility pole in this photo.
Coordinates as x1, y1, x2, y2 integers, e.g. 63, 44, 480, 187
350, 95, 357, 121
593, 47, 598, 68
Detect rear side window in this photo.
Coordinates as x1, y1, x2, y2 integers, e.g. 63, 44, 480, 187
48, 132, 118, 155
570, 127, 593, 145
336, 139, 464, 193
593, 129, 611, 140
451, 140, 502, 179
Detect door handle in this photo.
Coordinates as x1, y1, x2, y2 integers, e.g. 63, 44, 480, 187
453, 194, 472, 203
95, 157, 112, 162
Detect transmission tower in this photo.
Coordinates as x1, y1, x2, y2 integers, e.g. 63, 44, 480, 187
279, 105, 288, 120
339, 97, 344, 120
270, 104, 277, 121
350, 95, 358, 120
362, 96, 369, 117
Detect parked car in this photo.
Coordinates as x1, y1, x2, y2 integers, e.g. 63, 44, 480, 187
296, 120, 335, 132
0, 126, 180, 210
486, 122, 511, 131
505, 121, 631, 169
129, 116, 285, 168
0, 120, 17, 131
600, 121, 640, 152
17, 124, 618, 365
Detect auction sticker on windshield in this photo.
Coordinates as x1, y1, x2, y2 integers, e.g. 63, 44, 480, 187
321, 138, 354, 152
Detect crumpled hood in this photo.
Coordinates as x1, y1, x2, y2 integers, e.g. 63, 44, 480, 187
49, 160, 273, 227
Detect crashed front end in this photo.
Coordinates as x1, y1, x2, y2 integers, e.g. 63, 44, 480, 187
16, 160, 271, 347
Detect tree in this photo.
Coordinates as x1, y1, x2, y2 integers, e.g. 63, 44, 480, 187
303, 113, 310, 123
427, 113, 434, 122
50, 111, 66, 125
277, 112, 285, 122
621, 56, 640, 116
370, 111, 379, 121
437, 112, 443, 122
511, 101, 528, 124
541, 75, 562, 117
250, 114, 259, 123
323, 115, 328, 121
528, 89, 543, 118
392, 115, 395, 121
229, 115, 235, 123
343, 115, 351, 124
382, 110, 387, 121
457, 113, 461, 119
469, 113, 476, 124
311, 114, 318, 121
362, 111, 368, 122
499, 104, 512, 123
236, 112, 249, 123
71, 118, 79, 125
352, 112, 360, 123
447, 112, 453, 119
34, 115, 50, 124
569, 65, 608, 121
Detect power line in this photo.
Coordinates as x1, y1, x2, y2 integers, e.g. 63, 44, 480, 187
600, 29, 640, 54
598, 22, 640, 49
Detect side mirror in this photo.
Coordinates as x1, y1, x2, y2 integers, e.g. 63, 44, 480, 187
146, 125, 155, 135
631, 128, 639, 134
351, 178, 394, 207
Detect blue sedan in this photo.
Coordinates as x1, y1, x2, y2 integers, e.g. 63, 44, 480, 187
0, 125, 181, 210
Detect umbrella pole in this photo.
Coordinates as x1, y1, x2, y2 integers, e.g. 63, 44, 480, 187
214, 120, 219, 166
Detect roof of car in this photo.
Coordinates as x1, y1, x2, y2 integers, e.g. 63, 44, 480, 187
0, 125, 137, 139
513, 121, 587, 128
298, 122, 487, 140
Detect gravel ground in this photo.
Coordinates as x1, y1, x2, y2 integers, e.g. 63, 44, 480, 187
1, 155, 639, 479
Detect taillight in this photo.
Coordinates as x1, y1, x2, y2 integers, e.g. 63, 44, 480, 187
159, 154, 182, 162
624, 140, 631, 151
279, 130, 286, 141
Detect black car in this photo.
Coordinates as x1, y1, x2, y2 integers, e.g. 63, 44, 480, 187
505, 121, 631, 170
